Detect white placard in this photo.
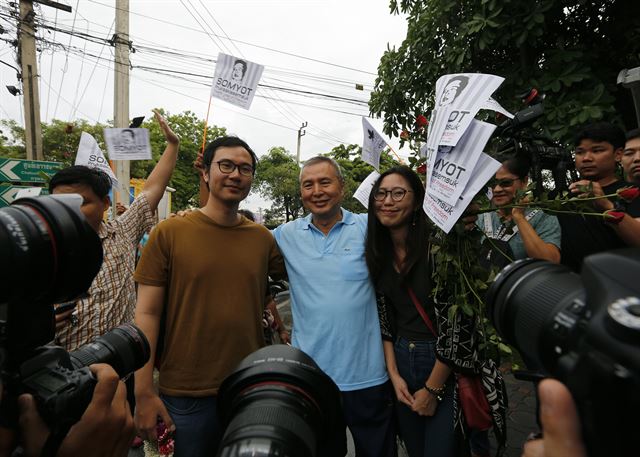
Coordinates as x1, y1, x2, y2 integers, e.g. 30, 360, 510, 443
434, 73, 504, 147
210, 53, 264, 110
423, 153, 501, 233
354, 171, 381, 209
76, 132, 118, 185
361, 118, 387, 170
483, 97, 514, 119
427, 120, 496, 205
423, 106, 453, 190
104, 128, 152, 161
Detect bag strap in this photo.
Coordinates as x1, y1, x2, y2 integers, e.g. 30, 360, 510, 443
407, 286, 437, 337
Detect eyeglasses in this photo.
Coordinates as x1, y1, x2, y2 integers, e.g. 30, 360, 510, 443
491, 178, 520, 188
213, 159, 254, 177
373, 188, 412, 202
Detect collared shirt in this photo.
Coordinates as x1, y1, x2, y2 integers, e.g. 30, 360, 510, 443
477, 209, 561, 260
273, 209, 388, 391
56, 193, 154, 351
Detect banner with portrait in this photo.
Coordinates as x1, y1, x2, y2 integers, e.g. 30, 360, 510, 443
103, 128, 152, 161
433, 73, 504, 147
210, 53, 264, 110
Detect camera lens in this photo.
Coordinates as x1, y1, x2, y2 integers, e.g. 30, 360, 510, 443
0, 194, 102, 304
217, 345, 344, 457
70, 323, 150, 378
486, 258, 585, 371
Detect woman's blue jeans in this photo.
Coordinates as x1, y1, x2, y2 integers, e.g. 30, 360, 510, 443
393, 337, 456, 457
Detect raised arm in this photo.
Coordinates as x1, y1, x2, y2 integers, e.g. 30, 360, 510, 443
141, 110, 180, 211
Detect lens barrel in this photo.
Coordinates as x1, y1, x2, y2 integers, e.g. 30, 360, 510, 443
217, 345, 344, 457
70, 323, 150, 378
0, 194, 102, 304
486, 258, 585, 371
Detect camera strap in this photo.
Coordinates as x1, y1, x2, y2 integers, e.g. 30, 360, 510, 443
40, 424, 72, 457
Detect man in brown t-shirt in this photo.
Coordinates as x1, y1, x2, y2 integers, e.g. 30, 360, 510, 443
133, 136, 285, 455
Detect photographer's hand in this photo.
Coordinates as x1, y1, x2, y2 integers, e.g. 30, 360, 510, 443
18, 364, 135, 457
522, 379, 587, 457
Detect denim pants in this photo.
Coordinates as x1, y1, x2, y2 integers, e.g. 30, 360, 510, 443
160, 394, 221, 457
393, 337, 456, 457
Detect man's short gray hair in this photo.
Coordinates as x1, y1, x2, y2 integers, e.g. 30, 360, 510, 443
299, 156, 345, 183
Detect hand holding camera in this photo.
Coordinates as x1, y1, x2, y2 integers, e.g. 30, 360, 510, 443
522, 379, 587, 457
18, 364, 135, 457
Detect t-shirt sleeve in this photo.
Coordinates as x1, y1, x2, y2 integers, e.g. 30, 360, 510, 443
116, 192, 155, 245
535, 212, 562, 249
134, 221, 170, 286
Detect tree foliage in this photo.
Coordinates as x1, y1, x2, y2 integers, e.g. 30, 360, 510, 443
370, 0, 640, 145
254, 147, 303, 223
0, 112, 225, 210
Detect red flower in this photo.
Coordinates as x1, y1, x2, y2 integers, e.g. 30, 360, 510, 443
603, 210, 625, 225
617, 186, 640, 202
156, 421, 175, 456
416, 115, 428, 128
417, 163, 427, 174
400, 130, 410, 140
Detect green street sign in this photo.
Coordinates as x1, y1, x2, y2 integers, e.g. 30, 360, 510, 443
0, 158, 63, 183
0, 185, 49, 207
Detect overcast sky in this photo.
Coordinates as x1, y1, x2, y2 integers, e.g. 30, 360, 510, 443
0, 0, 408, 211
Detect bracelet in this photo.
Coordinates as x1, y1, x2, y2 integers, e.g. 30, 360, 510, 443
424, 384, 445, 401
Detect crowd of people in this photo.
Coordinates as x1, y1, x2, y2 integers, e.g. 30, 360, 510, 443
6, 117, 640, 457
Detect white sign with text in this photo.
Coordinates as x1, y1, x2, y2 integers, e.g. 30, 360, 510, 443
427, 120, 496, 205
210, 53, 264, 110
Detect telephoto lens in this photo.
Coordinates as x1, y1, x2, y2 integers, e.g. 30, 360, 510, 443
217, 345, 345, 457
0, 194, 102, 304
485, 258, 584, 371
70, 323, 150, 377
0, 194, 103, 364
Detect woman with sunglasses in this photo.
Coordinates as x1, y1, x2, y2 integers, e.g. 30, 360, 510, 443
365, 166, 506, 457
478, 154, 561, 262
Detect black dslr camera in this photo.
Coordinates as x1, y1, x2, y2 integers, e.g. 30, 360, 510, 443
487, 249, 640, 457
0, 194, 149, 433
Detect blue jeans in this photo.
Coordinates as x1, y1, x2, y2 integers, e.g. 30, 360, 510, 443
393, 337, 456, 457
160, 394, 221, 457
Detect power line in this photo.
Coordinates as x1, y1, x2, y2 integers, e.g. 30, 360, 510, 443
52, 0, 80, 120
84, 0, 377, 75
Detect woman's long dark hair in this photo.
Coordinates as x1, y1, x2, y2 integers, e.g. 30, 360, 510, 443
365, 166, 429, 284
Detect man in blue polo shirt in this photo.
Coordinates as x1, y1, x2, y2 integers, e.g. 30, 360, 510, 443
273, 156, 395, 457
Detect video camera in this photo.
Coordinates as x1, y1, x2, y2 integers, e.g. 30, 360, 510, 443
487, 249, 640, 456
0, 194, 149, 433
492, 88, 577, 196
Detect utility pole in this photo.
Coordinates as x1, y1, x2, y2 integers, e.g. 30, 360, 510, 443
296, 121, 307, 165
16, 1, 71, 160
113, 0, 130, 209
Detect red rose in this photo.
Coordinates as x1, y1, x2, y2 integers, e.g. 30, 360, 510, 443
617, 186, 640, 202
416, 115, 428, 128
603, 209, 625, 225
400, 130, 410, 140
417, 163, 427, 174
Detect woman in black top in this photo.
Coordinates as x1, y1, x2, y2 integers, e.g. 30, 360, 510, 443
365, 166, 506, 457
